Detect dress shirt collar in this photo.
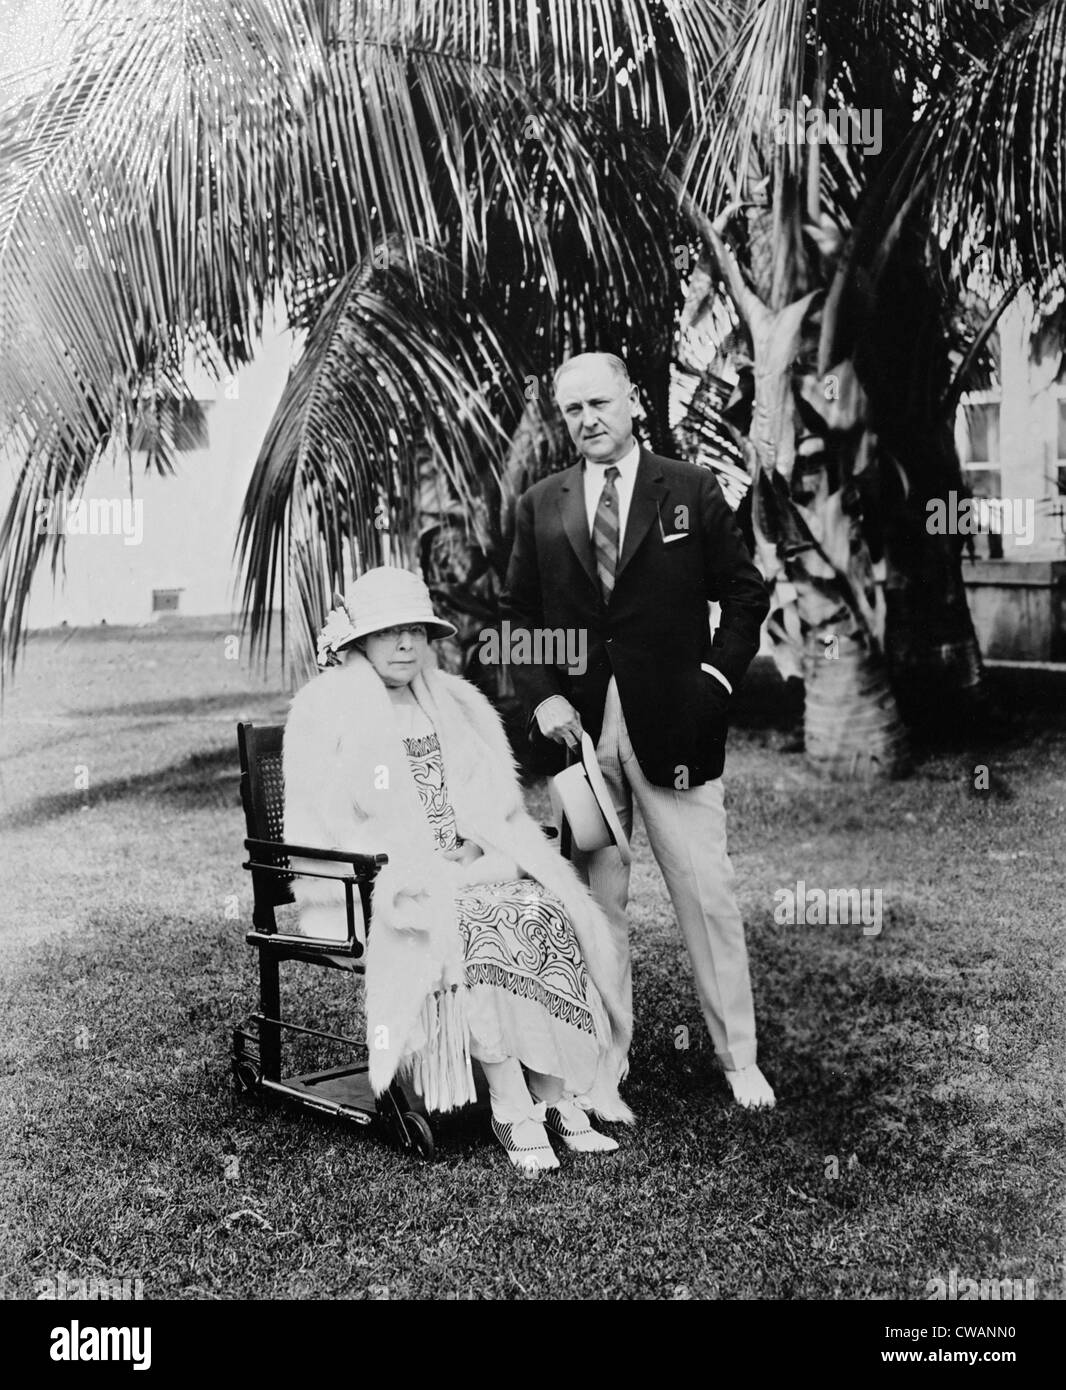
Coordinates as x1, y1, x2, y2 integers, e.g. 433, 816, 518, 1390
582, 439, 641, 480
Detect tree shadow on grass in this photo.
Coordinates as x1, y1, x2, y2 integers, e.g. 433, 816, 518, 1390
62, 692, 289, 721
0, 745, 243, 829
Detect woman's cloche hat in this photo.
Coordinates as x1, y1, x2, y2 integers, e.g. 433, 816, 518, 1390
549, 732, 632, 865
316, 566, 457, 667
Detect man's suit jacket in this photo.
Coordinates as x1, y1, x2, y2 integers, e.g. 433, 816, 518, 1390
501, 447, 770, 787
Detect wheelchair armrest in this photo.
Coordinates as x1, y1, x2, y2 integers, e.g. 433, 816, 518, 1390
242, 840, 381, 952
243, 838, 387, 876
242, 862, 362, 885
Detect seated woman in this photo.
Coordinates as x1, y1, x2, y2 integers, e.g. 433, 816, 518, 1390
283, 566, 632, 1174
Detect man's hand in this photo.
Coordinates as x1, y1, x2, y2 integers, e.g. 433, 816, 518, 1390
535, 695, 583, 752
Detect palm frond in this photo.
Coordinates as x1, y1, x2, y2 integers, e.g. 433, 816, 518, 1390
0, 0, 734, 675
235, 244, 518, 680
680, 0, 810, 216
672, 365, 751, 509
0, 428, 110, 687
916, 0, 1066, 291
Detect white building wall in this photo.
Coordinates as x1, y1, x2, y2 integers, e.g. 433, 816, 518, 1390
3, 326, 293, 629
957, 292, 1066, 560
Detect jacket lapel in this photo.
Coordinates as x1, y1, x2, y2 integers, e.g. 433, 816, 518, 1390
616, 449, 668, 581
556, 463, 598, 592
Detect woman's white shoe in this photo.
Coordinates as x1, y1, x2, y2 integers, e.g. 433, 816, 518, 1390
544, 1098, 619, 1154
491, 1107, 560, 1175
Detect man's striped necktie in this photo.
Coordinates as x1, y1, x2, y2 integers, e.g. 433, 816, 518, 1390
593, 464, 621, 602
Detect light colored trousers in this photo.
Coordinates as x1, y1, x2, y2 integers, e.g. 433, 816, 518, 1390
570, 677, 758, 1071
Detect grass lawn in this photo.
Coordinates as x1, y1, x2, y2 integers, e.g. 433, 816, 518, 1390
1, 626, 1062, 1300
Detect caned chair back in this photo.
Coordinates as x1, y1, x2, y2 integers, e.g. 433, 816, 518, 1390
237, 722, 293, 910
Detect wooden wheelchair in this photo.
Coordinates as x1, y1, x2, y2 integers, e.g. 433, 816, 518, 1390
230, 720, 478, 1160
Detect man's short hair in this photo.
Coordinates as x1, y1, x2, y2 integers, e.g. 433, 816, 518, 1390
552, 352, 631, 397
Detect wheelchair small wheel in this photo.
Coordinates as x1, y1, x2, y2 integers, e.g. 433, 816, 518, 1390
402, 1111, 435, 1161
232, 1059, 261, 1093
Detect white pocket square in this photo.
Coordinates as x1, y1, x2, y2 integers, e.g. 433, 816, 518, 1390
662, 531, 688, 544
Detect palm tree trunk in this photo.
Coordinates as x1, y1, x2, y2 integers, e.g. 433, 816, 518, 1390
883, 499, 985, 731
868, 259, 989, 729
803, 632, 910, 777
699, 198, 910, 777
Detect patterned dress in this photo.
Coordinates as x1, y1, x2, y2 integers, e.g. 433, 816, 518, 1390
403, 732, 609, 1090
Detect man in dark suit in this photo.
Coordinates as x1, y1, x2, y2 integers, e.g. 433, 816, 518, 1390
502, 351, 775, 1107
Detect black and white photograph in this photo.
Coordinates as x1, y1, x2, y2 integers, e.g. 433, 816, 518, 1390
0, 0, 1061, 1344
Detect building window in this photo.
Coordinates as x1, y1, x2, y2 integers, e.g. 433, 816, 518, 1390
1052, 397, 1066, 538
956, 322, 1002, 521
955, 391, 1003, 558
959, 399, 1002, 499
152, 589, 182, 613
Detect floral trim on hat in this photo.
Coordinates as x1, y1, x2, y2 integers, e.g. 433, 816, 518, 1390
316, 599, 359, 668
